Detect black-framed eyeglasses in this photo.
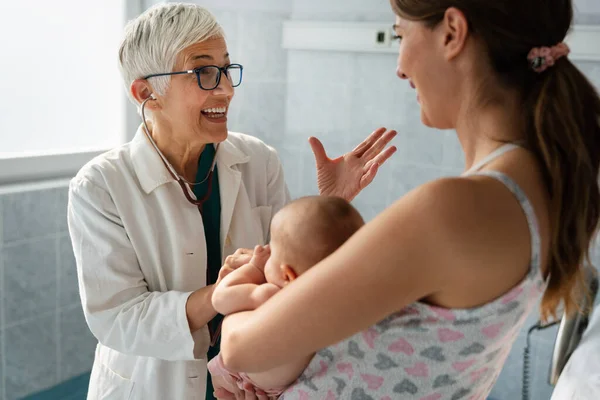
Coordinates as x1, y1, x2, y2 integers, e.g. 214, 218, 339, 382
143, 64, 243, 91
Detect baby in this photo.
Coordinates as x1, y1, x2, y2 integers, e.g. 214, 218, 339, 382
209, 195, 365, 398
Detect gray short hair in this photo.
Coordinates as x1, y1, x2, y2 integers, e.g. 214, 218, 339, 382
119, 2, 224, 103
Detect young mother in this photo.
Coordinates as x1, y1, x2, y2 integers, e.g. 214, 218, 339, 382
218, 0, 600, 399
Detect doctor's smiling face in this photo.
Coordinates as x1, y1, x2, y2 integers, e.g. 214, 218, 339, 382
147, 37, 235, 145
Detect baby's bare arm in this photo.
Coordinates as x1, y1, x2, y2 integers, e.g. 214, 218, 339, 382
212, 264, 282, 315
212, 263, 265, 314
246, 353, 315, 392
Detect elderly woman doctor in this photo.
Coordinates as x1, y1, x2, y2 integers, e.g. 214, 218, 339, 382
66, 3, 396, 400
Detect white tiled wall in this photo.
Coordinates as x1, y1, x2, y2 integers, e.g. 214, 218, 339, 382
0, 185, 97, 400
1, 1, 599, 399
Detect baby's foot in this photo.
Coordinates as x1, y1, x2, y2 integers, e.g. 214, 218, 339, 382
249, 245, 270, 270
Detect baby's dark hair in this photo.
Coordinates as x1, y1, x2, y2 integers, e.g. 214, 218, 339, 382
276, 196, 365, 271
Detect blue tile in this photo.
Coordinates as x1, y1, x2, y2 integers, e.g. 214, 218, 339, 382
236, 12, 288, 83
276, 145, 304, 200
490, 309, 562, 400
5, 314, 58, 400
56, 187, 69, 234
209, 10, 239, 52
188, 0, 292, 13
1, 246, 4, 329
3, 238, 57, 324
58, 235, 79, 309
388, 164, 444, 200
395, 124, 446, 167
530, 337, 556, 400
442, 131, 465, 170
291, 0, 393, 21
2, 189, 62, 244
232, 82, 287, 144
59, 305, 96, 382
1, 328, 5, 400
353, 202, 388, 222
299, 146, 319, 196
20, 372, 90, 400
354, 167, 392, 207
489, 332, 527, 400
350, 53, 412, 135
286, 81, 354, 134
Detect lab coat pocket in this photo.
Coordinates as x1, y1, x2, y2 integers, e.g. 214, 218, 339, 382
251, 206, 272, 244
185, 376, 206, 400
88, 361, 135, 400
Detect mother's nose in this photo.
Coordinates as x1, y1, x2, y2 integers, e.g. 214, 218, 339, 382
396, 67, 408, 80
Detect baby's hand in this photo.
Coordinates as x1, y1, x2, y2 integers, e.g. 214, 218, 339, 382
249, 245, 270, 272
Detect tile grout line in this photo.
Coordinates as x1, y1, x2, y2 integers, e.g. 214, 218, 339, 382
1, 196, 6, 400
3, 232, 64, 250
2, 309, 57, 331
56, 233, 62, 385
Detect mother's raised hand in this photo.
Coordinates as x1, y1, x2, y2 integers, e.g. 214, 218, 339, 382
310, 127, 397, 202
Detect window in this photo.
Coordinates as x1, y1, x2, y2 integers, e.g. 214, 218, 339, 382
0, 0, 129, 183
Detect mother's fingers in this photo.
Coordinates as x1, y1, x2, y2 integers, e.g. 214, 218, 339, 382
352, 127, 387, 157
364, 146, 397, 172
362, 130, 397, 161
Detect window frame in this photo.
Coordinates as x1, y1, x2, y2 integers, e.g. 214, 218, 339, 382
0, 0, 145, 186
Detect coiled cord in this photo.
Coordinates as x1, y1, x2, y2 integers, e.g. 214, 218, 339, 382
522, 321, 560, 400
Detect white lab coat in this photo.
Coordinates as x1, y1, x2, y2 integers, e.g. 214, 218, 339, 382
551, 307, 600, 399
67, 126, 291, 400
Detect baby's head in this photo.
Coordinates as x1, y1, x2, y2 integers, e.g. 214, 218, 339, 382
263, 196, 364, 288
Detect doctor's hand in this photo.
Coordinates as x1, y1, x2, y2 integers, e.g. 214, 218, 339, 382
217, 247, 260, 285
310, 127, 397, 202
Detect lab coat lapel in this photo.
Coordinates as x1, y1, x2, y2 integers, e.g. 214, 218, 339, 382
217, 137, 250, 259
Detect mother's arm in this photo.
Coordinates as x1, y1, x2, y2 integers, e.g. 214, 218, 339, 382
220, 180, 469, 373
68, 177, 224, 361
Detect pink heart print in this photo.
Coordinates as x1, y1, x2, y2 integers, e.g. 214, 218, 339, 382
431, 307, 456, 321
388, 337, 415, 355
361, 373, 385, 389
298, 390, 310, 400
482, 323, 505, 339
438, 328, 465, 342
316, 360, 329, 378
502, 287, 523, 304
324, 390, 336, 400
419, 394, 443, 400
362, 328, 379, 349
470, 367, 489, 383
337, 362, 354, 379
405, 362, 429, 378
452, 359, 476, 372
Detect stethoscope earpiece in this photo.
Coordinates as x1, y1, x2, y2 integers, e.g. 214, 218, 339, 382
139, 93, 220, 208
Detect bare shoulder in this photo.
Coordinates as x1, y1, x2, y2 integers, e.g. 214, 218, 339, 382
383, 175, 533, 307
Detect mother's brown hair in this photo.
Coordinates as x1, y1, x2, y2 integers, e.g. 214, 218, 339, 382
391, 0, 600, 320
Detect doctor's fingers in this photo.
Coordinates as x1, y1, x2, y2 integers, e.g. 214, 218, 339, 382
216, 265, 236, 285
224, 250, 253, 270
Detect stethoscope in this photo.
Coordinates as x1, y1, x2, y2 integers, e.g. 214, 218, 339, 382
140, 95, 219, 208
141, 96, 223, 346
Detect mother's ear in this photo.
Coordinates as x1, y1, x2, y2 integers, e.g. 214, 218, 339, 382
441, 7, 469, 61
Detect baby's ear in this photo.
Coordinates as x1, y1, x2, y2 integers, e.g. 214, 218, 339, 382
281, 264, 298, 284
